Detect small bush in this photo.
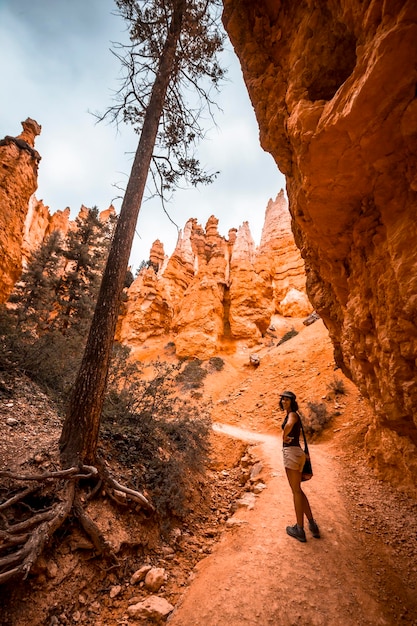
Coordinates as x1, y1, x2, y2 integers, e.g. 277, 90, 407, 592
277, 328, 298, 346
303, 402, 332, 438
0, 306, 22, 371
208, 356, 225, 372
21, 332, 83, 397
101, 356, 212, 526
176, 359, 207, 389
164, 341, 176, 355
0, 305, 83, 404
102, 403, 210, 523
327, 377, 346, 395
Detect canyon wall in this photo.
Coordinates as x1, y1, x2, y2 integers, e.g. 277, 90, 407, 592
223, 0, 417, 488
117, 191, 312, 358
0, 119, 42, 303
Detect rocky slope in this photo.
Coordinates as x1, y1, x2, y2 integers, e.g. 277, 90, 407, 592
223, 0, 417, 488
116, 191, 312, 358
2, 319, 417, 625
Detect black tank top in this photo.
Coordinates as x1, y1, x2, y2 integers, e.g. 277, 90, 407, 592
282, 412, 301, 448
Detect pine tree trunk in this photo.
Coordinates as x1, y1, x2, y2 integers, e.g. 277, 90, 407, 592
59, 0, 187, 467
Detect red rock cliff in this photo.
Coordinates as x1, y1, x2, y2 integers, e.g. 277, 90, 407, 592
0, 119, 41, 302
223, 0, 417, 489
117, 193, 311, 358
0, 119, 117, 301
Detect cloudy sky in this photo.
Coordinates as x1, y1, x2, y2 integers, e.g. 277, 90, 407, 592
0, 0, 285, 270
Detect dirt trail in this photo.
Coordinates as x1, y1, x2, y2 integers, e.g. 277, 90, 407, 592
168, 423, 408, 626
3, 320, 416, 625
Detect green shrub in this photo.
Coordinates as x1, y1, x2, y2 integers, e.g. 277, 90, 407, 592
20, 331, 83, 397
277, 328, 298, 346
0, 305, 22, 371
101, 359, 211, 525
208, 356, 225, 371
176, 359, 207, 389
0, 305, 83, 404
303, 402, 332, 438
327, 376, 346, 395
103, 411, 211, 521
0, 209, 114, 403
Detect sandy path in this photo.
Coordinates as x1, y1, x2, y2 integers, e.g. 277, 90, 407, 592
168, 424, 392, 626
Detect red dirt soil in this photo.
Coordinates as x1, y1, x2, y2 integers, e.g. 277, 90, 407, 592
1, 319, 417, 625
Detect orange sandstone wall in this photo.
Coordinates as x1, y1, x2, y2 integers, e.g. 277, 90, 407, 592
0, 119, 42, 302
223, 0, 417, 489
0, 118, 116, 303
117, 193, 312, 358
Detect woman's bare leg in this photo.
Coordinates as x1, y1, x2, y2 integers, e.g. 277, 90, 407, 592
302, 490, 313, 521
285, 468, 313, 526
285, 468, 304, 526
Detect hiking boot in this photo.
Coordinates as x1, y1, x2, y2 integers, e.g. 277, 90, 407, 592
309, 519, 320, 538
286, 524, 306, 543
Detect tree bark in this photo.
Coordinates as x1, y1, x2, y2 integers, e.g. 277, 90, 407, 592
59, 0, 187, 467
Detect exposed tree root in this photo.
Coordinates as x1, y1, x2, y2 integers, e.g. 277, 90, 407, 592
95, 456, 155, 511
0, 481, 75, 585
0, 461, 154, 585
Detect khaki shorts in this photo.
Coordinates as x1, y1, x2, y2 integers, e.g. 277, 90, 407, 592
283, 446, 306, 471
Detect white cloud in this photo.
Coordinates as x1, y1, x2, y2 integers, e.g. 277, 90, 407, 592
0, 0, 286, 269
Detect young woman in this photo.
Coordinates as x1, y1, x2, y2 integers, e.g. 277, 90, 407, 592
280, 390, 320, 542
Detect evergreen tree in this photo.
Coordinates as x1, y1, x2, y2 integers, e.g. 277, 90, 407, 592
1, 208, 116, 395
106, 0, 225, 202
53, 207, 115, 335
0, 3, 225, 584
8, 229, 63, 333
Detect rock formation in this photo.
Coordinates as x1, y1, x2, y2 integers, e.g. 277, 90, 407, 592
0, 119, 41, 302
117, 193, 312, 357
223, 0, 417, 488
256, 190, 311, 317
0, 117, 308, 359
228, 221, 273, 342
171, 216, 230, 358
22, 198, 72, 266
116, 241, 173, 346
0, 119, 118, 302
